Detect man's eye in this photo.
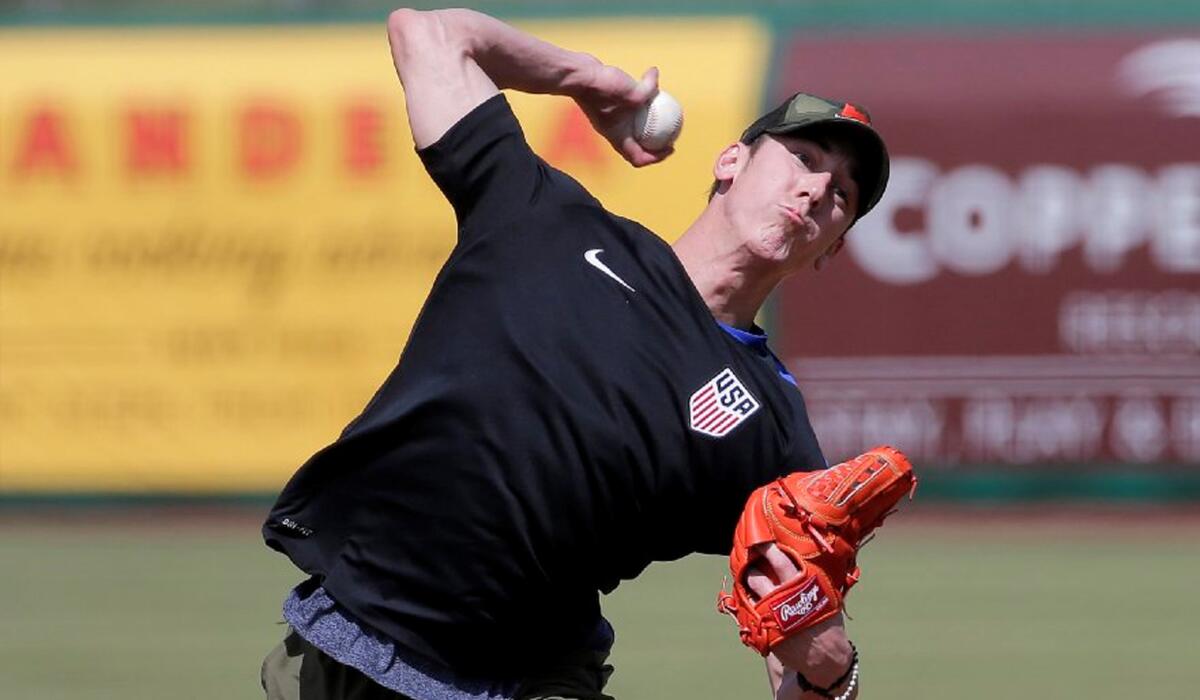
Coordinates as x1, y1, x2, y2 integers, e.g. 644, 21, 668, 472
795, 152, 812, 166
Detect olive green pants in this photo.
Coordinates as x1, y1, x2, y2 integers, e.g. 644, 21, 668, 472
261, 628, 614, 700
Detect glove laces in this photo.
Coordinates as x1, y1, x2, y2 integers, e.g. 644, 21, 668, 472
775, 478, 836, 554
716, 575, 755, 643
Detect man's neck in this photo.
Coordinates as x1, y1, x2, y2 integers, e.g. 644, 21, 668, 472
671, 209, 786, 330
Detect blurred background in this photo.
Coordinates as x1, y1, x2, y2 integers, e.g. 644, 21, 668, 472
1, 1, 1197, 698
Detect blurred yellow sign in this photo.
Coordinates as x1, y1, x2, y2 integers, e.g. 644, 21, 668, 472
0, 20, 769, 492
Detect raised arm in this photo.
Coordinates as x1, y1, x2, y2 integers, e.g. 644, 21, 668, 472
386, 8, 671, 165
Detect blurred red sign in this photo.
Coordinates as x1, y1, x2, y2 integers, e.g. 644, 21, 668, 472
774, 33, 1200, 465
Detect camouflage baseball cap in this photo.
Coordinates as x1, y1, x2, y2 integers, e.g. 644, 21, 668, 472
741, 92, 890, 220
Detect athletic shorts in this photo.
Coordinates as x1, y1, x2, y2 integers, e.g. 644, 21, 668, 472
261, 627, 615, 700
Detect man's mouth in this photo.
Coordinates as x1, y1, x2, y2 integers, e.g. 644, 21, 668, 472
777, 204, 815, 236
778, 204, 805, 224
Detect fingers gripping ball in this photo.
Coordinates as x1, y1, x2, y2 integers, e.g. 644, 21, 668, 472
717, 446, 917, 655
633, 90, 683, 151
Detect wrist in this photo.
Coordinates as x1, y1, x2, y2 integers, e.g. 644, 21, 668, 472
561, 53, 604, 100
796, 641, 858, 700
816, 637, 854, 683
784, 632, 852, 688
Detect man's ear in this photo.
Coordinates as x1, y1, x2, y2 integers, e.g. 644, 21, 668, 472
813, 235, 848, 272
827, 236, 846, 259
712, 142, 746, 193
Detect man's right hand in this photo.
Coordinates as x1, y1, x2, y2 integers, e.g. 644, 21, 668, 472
573, 65, 674, 167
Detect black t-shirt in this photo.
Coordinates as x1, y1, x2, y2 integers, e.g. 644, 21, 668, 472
264, 95, 825, 676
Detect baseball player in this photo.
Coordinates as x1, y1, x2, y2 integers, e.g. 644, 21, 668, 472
261, 7, 890, 700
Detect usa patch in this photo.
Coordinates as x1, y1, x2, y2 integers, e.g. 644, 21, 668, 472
688, 367, 760, 438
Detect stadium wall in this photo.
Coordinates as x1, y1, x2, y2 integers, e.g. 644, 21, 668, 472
1, 1, 1197, 502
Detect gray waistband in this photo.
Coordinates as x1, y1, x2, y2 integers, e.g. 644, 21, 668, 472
282, 583, 519, 700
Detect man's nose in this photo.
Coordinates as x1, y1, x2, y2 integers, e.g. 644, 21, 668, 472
799, 172, 833, 202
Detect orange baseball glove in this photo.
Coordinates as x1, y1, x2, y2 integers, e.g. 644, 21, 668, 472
717, 446, 916, 655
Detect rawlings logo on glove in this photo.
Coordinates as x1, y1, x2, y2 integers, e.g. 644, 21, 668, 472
717, 446, 916, 655
772, 577, 828, 631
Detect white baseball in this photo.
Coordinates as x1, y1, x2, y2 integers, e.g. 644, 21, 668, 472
633, 90, 683, 151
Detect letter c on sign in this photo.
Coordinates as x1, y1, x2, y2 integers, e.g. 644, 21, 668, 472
848, 157, 940, 285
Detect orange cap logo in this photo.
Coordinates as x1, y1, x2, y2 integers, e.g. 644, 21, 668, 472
839, 103, 870, 124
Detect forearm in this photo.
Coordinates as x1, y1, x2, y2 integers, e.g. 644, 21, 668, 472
766, 653, 786, 695
387, 7, 664, 164
387, 8, 599, 147
387, 8, 597, 101
433, 9, 600, 98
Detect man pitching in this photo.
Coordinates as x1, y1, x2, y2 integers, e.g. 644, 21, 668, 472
261, 7, 894, 700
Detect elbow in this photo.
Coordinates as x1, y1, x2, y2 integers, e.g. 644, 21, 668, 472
386, 7, 423, 38
386, 8, 431, 55
387, 8, 466, 65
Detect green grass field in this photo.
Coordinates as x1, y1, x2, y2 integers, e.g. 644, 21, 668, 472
2, 509, 1197, 699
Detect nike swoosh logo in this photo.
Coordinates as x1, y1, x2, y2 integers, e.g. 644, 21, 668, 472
584, 248, 636, 293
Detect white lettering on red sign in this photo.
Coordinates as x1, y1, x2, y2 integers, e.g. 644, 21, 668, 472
849, 159, 1200, 284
